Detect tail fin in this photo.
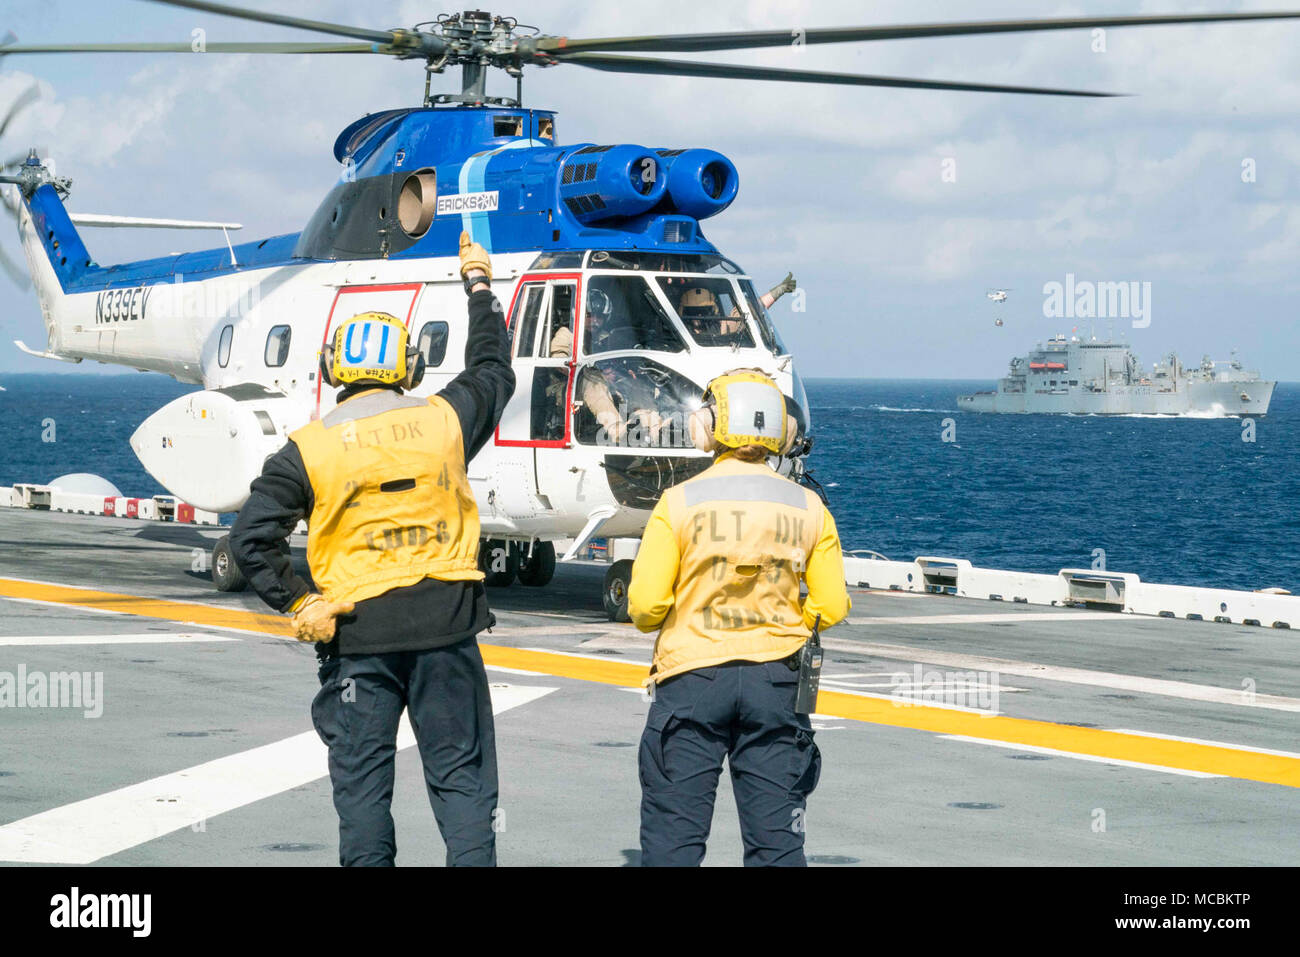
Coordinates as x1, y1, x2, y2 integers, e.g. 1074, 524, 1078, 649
9, 158, 85, 357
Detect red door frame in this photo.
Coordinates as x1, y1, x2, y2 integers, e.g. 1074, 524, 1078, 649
495, 270, 582, 449
315, 282, 424, 414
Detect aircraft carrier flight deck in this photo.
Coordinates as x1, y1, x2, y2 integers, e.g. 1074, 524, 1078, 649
1, 507, 1297, 867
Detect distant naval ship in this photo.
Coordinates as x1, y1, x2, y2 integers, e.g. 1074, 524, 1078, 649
957, 335, 1274, 415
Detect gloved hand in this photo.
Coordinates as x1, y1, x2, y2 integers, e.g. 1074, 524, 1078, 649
768, 271, 797, 300
459, 230, 492, 281
291, 593, 355, 643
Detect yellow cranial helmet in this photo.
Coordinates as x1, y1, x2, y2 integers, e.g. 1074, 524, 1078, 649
690, 369, 790, 455
320, 312, 423, 390
680, 286, 721, 317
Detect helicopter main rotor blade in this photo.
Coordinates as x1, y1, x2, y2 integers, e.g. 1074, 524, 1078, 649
556, 53, 1123, 97
0, 245, 30, 288
541, 11, 1300, 54
142, 0, 396, 44
0, 85, 40, 141
1, 41, 375, 54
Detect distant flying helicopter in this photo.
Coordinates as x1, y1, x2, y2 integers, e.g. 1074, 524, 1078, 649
3, 3, 1299, 617
987, 289, 1011, 303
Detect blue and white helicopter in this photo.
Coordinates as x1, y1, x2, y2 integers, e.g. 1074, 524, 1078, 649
4, 3, 1298, 616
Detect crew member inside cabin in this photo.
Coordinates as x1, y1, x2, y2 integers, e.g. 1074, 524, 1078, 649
627, 368, 850, 866
667, 272, 797, 346
229, 232, 515, 867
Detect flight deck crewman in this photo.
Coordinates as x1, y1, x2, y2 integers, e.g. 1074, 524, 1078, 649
627, 369, 850, 866
229, 232, 514, 867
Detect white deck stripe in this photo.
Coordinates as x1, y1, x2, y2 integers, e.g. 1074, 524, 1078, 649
939, 734, 1226, 778
1108, 729, 1300, 759
521, 646, 653, 667
0, 633, 235, 646
824, 640, 1300, 713
821, 677, 1027, 693
849, 611, 1136, 626
0, 683, 556, 864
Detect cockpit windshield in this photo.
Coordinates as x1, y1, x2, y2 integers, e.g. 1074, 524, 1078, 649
573, 356, 703, 449
587, 250, 743, 274
656, 276, 756, 349
583, 275, 686, 355
738, 278, 788, 356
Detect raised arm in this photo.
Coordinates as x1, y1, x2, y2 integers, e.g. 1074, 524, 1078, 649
437, 232, 516, 461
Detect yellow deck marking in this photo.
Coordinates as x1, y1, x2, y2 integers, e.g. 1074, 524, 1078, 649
5, 576, 1299, 790
0, 577, 294, 636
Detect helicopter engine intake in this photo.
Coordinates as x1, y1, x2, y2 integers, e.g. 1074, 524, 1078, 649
659, 149, 739, 220
557, 144, 668, 224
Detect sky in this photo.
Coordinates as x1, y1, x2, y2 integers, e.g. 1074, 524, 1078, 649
1, 0, 1298, 380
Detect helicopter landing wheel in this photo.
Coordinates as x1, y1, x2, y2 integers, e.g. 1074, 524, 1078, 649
517, 541, 556, 587
479, 539, 519, 588
603, 559, 634, 623
212, 535, 248, 593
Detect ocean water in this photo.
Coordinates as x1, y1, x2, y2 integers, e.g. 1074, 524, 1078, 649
809, 379, 1299, 593
0, 373, 1295, 592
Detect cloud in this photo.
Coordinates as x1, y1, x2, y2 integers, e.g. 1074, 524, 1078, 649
2, 0, 1300, 379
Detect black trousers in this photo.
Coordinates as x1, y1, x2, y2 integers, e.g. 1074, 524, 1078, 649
639, 658, 822, 867
311, 638, 499, 866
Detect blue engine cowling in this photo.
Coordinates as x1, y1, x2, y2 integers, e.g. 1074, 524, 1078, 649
659, 149, 739, 220
557, 144, 669, 224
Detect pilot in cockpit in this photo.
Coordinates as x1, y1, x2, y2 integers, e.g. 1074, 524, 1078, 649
671, 272, 796, 346
584, 286, 642, 353
679, 285, 744, 340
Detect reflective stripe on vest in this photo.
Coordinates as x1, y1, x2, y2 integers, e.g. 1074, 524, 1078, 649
650, 460, 823, 683
681, 474, 809, 509
291, 391, 483, 605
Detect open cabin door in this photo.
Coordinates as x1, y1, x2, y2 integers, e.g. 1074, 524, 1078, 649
495, 272, 580, 450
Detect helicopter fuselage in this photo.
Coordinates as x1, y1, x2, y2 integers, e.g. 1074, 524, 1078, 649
12, 105, 809, 550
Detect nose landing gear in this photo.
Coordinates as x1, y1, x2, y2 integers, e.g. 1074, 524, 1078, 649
602, 559, 634, 622
212, 534, 248, 593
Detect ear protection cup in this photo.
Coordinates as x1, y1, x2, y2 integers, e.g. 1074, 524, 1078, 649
319, 343, 339, 388
402, 348, 425, 391
689, 404, 717, 452
780, 414, 799, 456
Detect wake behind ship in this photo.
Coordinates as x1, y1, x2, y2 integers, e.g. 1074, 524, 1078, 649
957, 334, 1274, 415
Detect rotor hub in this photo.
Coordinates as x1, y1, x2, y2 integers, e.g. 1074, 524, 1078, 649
374, 11, 557, 107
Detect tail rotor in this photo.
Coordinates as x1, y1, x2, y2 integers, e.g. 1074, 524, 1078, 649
0, 77, 44, 290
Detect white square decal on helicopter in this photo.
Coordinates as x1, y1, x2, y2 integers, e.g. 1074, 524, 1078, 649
436, 190, 499, 215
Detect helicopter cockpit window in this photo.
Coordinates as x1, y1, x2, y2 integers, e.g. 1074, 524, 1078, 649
656, 277, 756, 349
493, 115, 523, 137
512, 284, 546, 358
528, 251, 584, 271
544, 283, 576, 357
217, 324, 233, 368
739, 278, 788, 355
264, 325, 291, 367
417, 321, 449, 367
573, 356, 703, 449
588, 250, 742, 274
583, 275, 686, 355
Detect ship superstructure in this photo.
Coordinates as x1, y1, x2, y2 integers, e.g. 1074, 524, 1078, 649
958, 335, 1274, 415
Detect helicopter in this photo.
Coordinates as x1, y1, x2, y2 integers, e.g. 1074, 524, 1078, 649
4, 3, 1300, 619
986, 289, 1011, 303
